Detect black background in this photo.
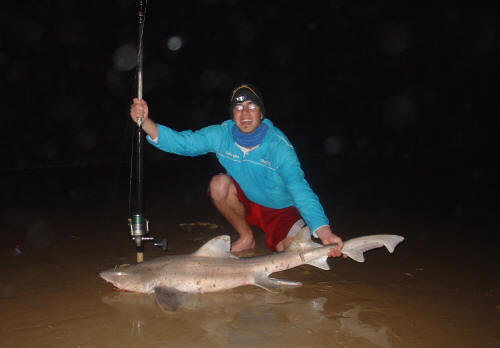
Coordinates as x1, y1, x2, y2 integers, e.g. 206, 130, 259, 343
2, 0, 498, 226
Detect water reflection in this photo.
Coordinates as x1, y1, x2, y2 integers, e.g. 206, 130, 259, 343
102, 290, 395, 347
102, 289, 328, 344
130, 319, 144, 337
102, 288, 327, 315
338, 305, 391, 348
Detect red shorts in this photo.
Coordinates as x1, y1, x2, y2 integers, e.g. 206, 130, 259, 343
232, 179, 302, 251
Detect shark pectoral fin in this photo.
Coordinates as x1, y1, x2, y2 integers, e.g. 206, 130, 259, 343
306, 256, 330, 270
153, 287, 191, 312
254, 274, 302, 293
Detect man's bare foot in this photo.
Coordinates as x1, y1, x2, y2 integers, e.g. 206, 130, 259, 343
231, 236, 255, 252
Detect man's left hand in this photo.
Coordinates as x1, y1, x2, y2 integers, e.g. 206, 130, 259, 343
315, 226, 345, 258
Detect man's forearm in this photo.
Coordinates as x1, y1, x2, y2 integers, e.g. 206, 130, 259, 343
140, 118, 158, 139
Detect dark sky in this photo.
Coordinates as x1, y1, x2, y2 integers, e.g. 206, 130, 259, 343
1, 0, 498, 211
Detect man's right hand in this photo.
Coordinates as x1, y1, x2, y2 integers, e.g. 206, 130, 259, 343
130, 98, 149, 123
129, 98, 158, 140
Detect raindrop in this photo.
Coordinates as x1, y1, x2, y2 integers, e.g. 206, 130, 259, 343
1, 285, 14, 298
308, 22, 318, 31
77, 128, 98, 151
113, 44, 137, 71
3, 209, 27, 229
0, 52, 9, 64
57, 0, 77, 15
330, 0, 345, 10
167, 36, 183, 51
7, 62, 30, 83
40, 140, 59, 160
382, 93, 417, 130
24, 21, 43, 46
324, 136, 342, 155
199, 69, 228, 91
116, 0, 134, 10
26, 221, 54, 249
374, 21, 411, 55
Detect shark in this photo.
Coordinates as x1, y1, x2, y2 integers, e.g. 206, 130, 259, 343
100, 228, 404, 311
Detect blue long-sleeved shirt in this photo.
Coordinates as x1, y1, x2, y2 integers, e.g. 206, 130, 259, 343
147, 118, 330, 235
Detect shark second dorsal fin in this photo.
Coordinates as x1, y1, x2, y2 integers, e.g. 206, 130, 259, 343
192, 235, 237, 258
286, 227, 322, 251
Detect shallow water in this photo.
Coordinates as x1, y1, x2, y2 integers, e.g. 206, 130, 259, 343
1, 165, 498, 347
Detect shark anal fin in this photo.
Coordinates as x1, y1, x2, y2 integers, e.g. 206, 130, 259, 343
254, 274, 302, 293
153, 287, 191, 312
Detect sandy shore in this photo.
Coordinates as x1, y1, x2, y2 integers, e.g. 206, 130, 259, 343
1, 162, 498, 347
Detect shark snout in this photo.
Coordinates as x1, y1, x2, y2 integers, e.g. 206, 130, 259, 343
100, 266, 138, 292
99, 270, 114, 283
99, 268, 126, 286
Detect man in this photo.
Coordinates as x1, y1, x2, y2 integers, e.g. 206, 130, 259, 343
130, 83, 343, 257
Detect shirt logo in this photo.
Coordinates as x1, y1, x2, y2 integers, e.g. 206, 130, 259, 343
225, 151, 240, 159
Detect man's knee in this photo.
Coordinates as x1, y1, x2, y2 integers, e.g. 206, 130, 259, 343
208, 174, 233, 202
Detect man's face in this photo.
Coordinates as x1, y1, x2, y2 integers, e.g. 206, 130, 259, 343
232, 100, 263, 134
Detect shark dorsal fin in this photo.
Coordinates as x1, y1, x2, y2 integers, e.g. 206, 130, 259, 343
192, 235, 237, 258
286, 227, 322, 251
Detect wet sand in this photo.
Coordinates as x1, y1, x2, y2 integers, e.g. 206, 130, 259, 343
1, 161, 498, 347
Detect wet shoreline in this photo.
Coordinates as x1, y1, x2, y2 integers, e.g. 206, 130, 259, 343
1, 163, 498, 347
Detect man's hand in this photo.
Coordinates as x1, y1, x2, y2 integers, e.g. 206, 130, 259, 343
130, 98, 149, 123
315, 226, 345, 258
129, 98, 158, 139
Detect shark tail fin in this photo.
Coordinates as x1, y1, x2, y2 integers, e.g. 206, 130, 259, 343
342, 235, 404, 263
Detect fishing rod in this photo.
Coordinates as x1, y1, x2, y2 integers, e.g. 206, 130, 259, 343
129, 0, 167, 263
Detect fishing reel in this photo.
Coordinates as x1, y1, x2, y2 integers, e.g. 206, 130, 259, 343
128, 214, 168, 252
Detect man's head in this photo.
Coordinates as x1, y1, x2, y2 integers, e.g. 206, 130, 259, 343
230, 84, 265, 134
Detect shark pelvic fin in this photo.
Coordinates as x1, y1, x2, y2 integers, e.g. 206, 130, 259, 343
192, 235, 237, 258
342, 235, 405, 263
254, 273, 302, 293
286, 227, 322, 252
153, 287, 191, 312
